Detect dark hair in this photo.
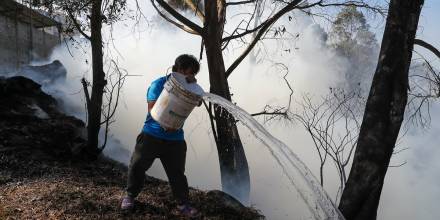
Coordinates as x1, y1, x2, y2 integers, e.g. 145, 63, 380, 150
172, 54, 200, 74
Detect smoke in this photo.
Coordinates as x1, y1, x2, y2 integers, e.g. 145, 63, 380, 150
1, 37, 133, 164
5, 1, 439, 219
6, 6, 351, 220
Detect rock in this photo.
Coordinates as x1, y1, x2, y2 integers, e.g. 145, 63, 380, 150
1, 75, 42, 92
19, 60, 67, 85
0, 76, 58, 117
29, 103, 50, 119
0, 76, 87, 159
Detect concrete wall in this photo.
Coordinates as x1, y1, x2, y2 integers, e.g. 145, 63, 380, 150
0, 14, 60, 74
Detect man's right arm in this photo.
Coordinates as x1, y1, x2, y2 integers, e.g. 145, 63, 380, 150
147, 78, 161, 112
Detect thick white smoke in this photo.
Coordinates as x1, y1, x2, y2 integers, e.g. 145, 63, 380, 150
10, 1, 440, 219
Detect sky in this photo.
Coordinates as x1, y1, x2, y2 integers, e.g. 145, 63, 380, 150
417, 1, 440, 66
18, 0, 440, 219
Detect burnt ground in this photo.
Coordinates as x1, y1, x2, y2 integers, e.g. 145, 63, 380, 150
0, 76, 263, 220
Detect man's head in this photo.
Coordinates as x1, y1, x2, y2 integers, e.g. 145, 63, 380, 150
172, 54, 200, 76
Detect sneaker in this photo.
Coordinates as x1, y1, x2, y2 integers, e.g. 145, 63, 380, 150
121, 196, 135, 211
177, 203, 199, 218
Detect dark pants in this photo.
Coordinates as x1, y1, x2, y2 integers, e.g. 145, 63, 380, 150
126, 132, 189, 203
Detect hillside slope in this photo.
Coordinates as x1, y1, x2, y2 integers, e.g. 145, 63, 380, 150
0, 76, 262, 220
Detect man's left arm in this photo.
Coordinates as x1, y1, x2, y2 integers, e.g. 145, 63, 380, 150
148, 101, 156, 112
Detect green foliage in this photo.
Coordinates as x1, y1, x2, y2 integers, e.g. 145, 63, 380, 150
31, 0, 128, 37
329, 6, 377, 56
328, 6, 379, 93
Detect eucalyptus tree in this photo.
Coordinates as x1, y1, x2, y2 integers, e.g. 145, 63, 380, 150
328, 5, 379, 93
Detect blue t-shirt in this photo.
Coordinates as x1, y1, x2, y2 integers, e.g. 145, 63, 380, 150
142, 75, 184, 141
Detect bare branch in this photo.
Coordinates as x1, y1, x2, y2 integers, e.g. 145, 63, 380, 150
99, 60, 129, 151
66, 8, 91, 40
389, 161, 407, 168
251, 62, 293, 122
251, 105, 290, 121
305, 1, 386, 16
414, 39, 440, 60
222, 19, 249, 48
222, 18, 265, 44
183, 0, 205, 21
393, 147, 409, 155
292, 89, 363, 201
406, 50, 440, 128
203, 101, 219, 145
152, 0, 203, 35
81, 78, 91, 108
134, 0, 150, 28
226, 0, 257, 6
225, 0, 302, 78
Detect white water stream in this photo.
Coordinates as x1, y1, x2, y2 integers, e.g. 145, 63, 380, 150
203, 93, 345, 220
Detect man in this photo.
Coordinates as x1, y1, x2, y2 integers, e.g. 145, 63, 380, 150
121, 54, 199, 217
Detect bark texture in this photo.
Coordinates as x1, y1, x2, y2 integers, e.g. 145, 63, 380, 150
86, 0, 106, 154
203, 0, 250, 201
338, 1, 424, 219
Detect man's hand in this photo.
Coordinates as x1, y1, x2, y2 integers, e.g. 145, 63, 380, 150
186, 75, 197, 83
148, 101, 156, 112
163, 126, 178, 133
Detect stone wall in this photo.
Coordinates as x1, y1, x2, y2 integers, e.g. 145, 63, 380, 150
0, 14, 60, 74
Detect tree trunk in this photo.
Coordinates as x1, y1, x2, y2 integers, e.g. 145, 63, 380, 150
86, 0, 106, 155
203, 0, 250, 202
338, 1, 424, 219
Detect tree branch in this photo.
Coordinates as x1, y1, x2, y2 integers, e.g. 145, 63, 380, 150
306, 1, 386, 16
222, 18, 266, 44
251, 63, 293, 122
98, 60, 129, 151
225, 0, 302, 78
389, 161, 407, 168
66, 8, 91, 40
226, 0, 257, 6
183, 0, 205, 21
81, 78, 91, 108
251, 107, 290, 122
414, 39, 440, 60
203, 100, 219, 145
152, 0, 203, 35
